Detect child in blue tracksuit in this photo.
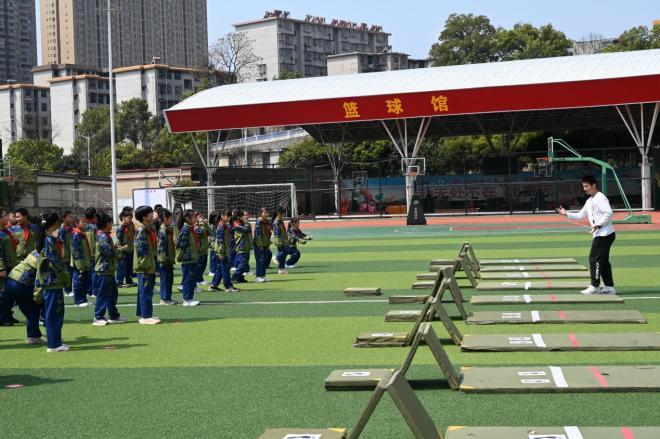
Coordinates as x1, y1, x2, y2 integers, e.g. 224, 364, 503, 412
253, 207, 272, 283
57, 211, 75, 297
194, 212, 210, 285
37, 212, 71, 352
287, 217, 313, 267
82, 207, 98, 297
93, 213, 126, 326
176, 209, 200, 306
134, 205, 160, 325
115, 211, 136, 287
207, 212, 218, 278
6, 250, 43, 344
273, 207, 299, 274
230, 212, 252, 283
157, 209, 177, 305
70, 216, 91, 307
209, 210, 239, 292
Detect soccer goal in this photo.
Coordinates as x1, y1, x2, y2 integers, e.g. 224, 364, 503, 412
164, 184, 298, 218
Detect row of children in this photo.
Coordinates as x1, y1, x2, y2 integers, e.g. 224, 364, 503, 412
0, 204, 312, 351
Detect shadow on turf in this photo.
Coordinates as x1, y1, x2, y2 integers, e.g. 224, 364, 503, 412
0, 374, 72, 389
65, 336, 149, 351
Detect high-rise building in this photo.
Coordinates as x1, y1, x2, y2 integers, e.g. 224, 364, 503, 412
0, 0, 38, 84
40, 0, 208, 69
233, 10, 390, 81
327, 51, 430, 76
0, 84, 51, 148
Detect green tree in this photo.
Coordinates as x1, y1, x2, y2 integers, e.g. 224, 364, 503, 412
497, 23, 572, 60
5, 139, 64, 206
274, 69, 303, 80
603, 25, 660, 52
116, 98, 159, 148
277, 138, 327, 168
72, 107, 111, 176
430, 13, 500, 66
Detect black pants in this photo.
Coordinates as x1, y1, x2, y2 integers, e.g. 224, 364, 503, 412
589, 232, 615, 287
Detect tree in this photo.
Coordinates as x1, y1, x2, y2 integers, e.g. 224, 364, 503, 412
497, 23, 572, 60
430, 13, 500, 66
208, 32, 262, 83
5, 139, 64, 207
72, 107, 111, 176
275, 69, 302, 80
603, 25, 660, 52
116, 98, 159, 149
278, 138, 326, 168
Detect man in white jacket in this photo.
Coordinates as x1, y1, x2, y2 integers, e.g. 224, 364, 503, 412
557, 175, 616, 295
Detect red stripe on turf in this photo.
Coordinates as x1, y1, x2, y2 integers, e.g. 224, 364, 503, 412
621, 427, 635, 439
568, 333, 579, 347
550, 294, 557, 302
559, 310, 566, 320
590, 366, 610, 387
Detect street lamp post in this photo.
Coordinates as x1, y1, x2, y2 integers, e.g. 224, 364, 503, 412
78, 132, 97, 176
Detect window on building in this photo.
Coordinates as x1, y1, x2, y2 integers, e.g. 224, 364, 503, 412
24, 89, 32, 97
25, 103, 32, 113
89, 93, 97, 104
41, 90, 47, 98
183, 79, 192, 89
174, 86, 182, 96
174, 72, 181, 80
41, 103, 47, 112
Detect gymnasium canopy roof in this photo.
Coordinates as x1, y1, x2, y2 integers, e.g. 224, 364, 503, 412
164, 49, 660, 143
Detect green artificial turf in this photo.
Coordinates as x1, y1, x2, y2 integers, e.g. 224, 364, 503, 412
1, 224, 660, 438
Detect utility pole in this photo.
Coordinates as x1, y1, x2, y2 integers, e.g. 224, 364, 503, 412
79, 133, 97, 176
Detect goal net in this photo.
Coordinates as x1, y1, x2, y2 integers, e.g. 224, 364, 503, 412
165, 184, 298, 219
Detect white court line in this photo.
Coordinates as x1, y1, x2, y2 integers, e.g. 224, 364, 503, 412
64, 296, 660, 310
66, 299, 389, 309
550, 366, 569, 388
531, 310, 541, 322
564, 426, 585, 439
532, 333, 546, 348
523, 294, 532, 303
524, 281, 532, 290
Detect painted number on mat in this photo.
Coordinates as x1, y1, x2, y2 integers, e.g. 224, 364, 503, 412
342, 372, 370, 377
509, 336, 533, 345
502, 312, 522, 319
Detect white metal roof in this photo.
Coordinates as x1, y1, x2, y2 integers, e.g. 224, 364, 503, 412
169, 49, 660, 112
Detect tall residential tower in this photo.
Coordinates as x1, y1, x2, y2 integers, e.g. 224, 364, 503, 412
40, 0, 208, 69
0, 0, 38, 84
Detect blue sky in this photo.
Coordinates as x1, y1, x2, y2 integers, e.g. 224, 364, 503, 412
37, 1, 658, 62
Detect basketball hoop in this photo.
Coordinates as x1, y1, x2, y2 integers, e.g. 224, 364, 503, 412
533, 157, 553, 178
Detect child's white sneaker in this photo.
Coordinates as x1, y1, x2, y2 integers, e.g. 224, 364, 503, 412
580, 285, 600, 295
182, 300, 200, 307
139, 317, 161, 325
278, 269, 288, 275
47, 344, 70, 353
92, 319, 108, 326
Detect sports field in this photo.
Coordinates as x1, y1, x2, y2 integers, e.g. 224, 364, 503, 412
2, 217, 660, 438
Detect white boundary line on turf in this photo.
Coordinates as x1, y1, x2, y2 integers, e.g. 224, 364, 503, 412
64, 296, 660, 309
66, 299, 390, 308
